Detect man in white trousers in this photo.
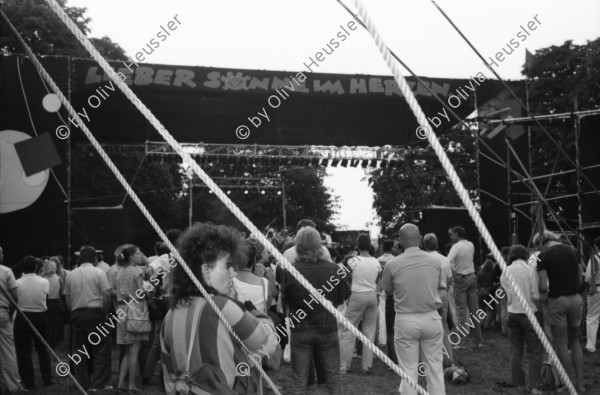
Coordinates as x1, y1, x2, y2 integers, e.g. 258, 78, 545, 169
383, 224, 445, 395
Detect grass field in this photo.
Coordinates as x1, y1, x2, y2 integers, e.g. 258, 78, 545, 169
22, 328, 600, 395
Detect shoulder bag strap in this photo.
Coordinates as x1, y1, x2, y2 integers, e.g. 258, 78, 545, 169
185, 299, 203, 378
261, 278, 269, 306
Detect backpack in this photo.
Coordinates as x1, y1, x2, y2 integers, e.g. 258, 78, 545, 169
541, 360, 564, 390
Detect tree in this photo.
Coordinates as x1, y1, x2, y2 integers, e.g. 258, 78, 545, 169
368, 131, 478, 236
1, 0, 126, 60
70, 151, 187, 248
369, 38, 600, 236
71, 150, 339, 248
188, 163, 339, 234
523, 38, 600, 218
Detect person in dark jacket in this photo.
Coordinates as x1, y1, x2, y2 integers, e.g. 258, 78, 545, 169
283, 227, 349, 394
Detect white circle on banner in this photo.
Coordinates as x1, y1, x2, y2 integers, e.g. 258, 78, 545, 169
42, 94, 61, 112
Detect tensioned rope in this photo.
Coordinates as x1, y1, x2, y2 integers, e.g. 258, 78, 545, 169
335, 0, 589, 255
429, 0, 600, 198
347, 0, 577, 394
40, 1, 428, 393
0, 282, 88, 395
428, 0, 596, 256
0, 10, 282, 395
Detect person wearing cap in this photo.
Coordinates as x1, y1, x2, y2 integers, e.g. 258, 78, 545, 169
64, 246, 112, 391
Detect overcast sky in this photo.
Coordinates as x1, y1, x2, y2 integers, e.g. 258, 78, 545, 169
65, 0, 600, 235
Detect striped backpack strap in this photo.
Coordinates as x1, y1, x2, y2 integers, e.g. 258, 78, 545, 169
170, 298, 205, 389
185, 300, 203, 378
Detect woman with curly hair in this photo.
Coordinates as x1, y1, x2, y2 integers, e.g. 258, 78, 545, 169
161, 223, 278, 394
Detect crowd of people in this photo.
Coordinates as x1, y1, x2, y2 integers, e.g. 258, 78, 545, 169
0, 220, 598, 394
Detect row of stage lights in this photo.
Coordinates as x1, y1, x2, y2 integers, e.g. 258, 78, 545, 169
190, 155, 405, 168
201, 186, 282, 196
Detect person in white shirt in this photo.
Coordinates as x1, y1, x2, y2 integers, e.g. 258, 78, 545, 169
95, 251, 110, 273
447, 226, 483, 347
585, 236, 600, 353
383, 224, 445, 395
14, 256, 52, 389
0, 246, 24, 392
423, 233, 454, 366
339, 234, 381, 374
500, 245, 543, 394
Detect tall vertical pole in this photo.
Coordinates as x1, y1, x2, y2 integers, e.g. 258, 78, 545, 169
574, 96, 583, 254
281, 179, 287, 230
506, 130, 513, 245
189, 174, 193, 227
525, 79, 534, 239
66, 57, 72, 270
474, 90, 484, 263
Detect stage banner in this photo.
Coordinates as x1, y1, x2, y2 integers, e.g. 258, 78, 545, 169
69, 57, 509, 145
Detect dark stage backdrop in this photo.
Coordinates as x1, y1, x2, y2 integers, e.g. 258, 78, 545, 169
1, 54, 513, 264
580, 115, 600, 257
420, 206, 482, 267
0, 56, 70, 266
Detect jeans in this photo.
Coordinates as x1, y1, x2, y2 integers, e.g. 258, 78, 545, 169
507, 313, 543, 388
394, 311, 445, 395
71, 308, 112, 389
14, 311, 52, 389
339, 291, 378, 370
500, 288, 509, 334
453, 274, 483, 344
385, 294, 397, 364
0, 309, 21, 391
290, 330, 341, 394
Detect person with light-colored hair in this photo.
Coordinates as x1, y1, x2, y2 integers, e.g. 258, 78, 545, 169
383, 224, 444, 395
423, 233, 453, 366
42, 259, 64, 348
339, 233, 381, 374
283, 226, 348, 393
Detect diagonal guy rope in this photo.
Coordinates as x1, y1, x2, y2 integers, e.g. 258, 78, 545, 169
335, 0, 589, 257
41, 0, 428, 393
0, 9, 281, 395
0, 282, 87, 394
348, 0, 577, 394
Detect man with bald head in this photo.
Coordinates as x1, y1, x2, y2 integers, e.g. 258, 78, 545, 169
383, 224, 444, 395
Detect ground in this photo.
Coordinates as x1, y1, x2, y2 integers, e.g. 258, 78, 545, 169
20, 329, 600, 394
